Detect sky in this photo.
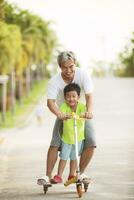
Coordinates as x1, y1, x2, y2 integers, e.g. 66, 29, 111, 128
8, 0, 134, 68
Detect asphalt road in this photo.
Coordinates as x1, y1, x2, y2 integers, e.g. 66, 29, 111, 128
0, 78, 134, 200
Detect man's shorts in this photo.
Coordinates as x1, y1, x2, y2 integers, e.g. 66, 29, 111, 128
50, 118, 96, 149
59, 140, 84, 160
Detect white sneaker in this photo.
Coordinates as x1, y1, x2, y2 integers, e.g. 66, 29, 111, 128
37, 176, 51, 185
80, 174, 91, 184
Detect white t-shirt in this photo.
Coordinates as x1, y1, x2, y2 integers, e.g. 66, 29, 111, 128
47, 67, 94, 106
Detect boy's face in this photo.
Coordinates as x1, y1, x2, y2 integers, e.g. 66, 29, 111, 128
65, 90, 79, 108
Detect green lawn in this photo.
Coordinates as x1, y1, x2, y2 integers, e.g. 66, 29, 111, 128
0, 79, 48, 129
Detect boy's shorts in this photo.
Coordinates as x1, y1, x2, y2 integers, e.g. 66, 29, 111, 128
50, 118, 96, 149
59, 140, 84, 160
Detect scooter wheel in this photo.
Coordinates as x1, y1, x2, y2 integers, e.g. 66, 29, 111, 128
84, 183, 89, 192
43, 185, 48, 194
76, 184, 82, 198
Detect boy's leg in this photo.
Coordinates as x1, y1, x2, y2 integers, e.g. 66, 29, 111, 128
57, 159, 67, 177
69, 160, 77, 177
51, 159, 67, 184
58, 142, 71, 176
51, 142, 70, 183
68, 141, 83, 178
79, 119, 96, 174
46, 118, 62, 179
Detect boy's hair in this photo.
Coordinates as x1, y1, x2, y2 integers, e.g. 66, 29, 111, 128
64, 83, 81, 96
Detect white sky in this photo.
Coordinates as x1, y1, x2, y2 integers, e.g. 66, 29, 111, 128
8, 0, 134, 68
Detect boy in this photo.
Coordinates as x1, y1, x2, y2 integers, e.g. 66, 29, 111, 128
52, 83, 86, 183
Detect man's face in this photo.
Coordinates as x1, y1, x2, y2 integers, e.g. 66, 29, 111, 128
60, 59, 75, 79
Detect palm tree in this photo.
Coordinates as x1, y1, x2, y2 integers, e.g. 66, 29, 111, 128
0, 1, 58, 122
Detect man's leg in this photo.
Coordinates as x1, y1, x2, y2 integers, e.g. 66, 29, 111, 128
79, 119, 96, 174
46, 118, 62, 179
46, 146, 59, 179
79, 147, 94, 174
37, 118, 62, 186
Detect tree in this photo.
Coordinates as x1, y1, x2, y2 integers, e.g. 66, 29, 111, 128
116, 32, 134, 77
0, 0, 58, 122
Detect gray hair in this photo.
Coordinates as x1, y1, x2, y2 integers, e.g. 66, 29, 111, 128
57, 51, 76, 67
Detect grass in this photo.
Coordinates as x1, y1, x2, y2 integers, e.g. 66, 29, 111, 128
0, 79, 48, 129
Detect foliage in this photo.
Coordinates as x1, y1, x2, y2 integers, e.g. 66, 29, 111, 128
116, 32, 134, 77
0, 0, 58, 124
0, 79, 47, 128
0, 0, 58, 76
92, 60, 107, 77
0, 21, 22, 74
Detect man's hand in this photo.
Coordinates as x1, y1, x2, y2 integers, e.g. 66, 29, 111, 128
83, 111, 93, 119
85, 93, 93, 119
57, 112, 71, 120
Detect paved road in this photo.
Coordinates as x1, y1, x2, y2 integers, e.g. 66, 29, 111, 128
0, 78, 134, 200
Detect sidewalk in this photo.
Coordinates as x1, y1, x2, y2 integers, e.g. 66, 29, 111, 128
0, 78, 134, 200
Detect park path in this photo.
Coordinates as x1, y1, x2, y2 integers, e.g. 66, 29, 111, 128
0, 78, 134, 200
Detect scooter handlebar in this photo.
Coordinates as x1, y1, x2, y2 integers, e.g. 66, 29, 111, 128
70, 112, 86, 120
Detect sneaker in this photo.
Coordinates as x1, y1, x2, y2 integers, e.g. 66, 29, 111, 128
64, 175, 77, 186
51, 175, 62, 184
37, 176, 51, 186
80, 174, 91, 184
68, 175, 76, 180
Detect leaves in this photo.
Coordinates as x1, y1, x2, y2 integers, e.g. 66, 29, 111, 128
0, 1, 58, 76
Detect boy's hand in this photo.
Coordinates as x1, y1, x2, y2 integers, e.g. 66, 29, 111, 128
57, 112, 71, 120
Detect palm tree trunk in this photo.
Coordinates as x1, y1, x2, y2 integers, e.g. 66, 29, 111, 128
17, 76, 23, 105
25, 67, 31, 96
10, 70, 16, 115
0, 76, 8, 122
19, 78, 22, 104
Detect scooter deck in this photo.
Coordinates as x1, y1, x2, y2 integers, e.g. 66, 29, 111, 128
82, 178, 91, 184
37, 178, 52, 187
42, 183, 52, 187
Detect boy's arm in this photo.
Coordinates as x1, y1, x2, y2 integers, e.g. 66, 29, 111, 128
47, 99, 70, 120
84, 93, 93, 119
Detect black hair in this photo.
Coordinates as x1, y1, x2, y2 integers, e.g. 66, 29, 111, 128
64, 83, 81, 96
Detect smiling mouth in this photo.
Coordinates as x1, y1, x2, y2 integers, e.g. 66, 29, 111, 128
69, 102, 75, 105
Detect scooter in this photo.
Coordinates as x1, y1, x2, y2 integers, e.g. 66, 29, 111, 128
64, 112, 90, 198
39, 113, 90, 198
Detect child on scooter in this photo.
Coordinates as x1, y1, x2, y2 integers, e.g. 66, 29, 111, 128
52, 83, 86, 183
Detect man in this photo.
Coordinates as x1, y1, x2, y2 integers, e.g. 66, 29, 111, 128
38, 51, 96, 185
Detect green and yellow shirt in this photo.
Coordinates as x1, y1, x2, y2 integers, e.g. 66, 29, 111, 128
60, 102, 86, 144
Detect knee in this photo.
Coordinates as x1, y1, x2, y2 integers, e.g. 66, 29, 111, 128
83, 146, 95, 154
49, 146, 59, 151
48, 146, 59, 155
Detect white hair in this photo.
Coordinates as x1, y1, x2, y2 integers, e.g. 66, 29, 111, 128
57, 51, 76, 67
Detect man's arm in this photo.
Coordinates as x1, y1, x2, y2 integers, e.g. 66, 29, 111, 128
85, 93, 93, 119
47, 99, 70, 120
47, 99, 60, 116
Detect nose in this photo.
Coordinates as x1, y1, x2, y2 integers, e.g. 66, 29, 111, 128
66, 67, 71, 73
69, 97, 74, 101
